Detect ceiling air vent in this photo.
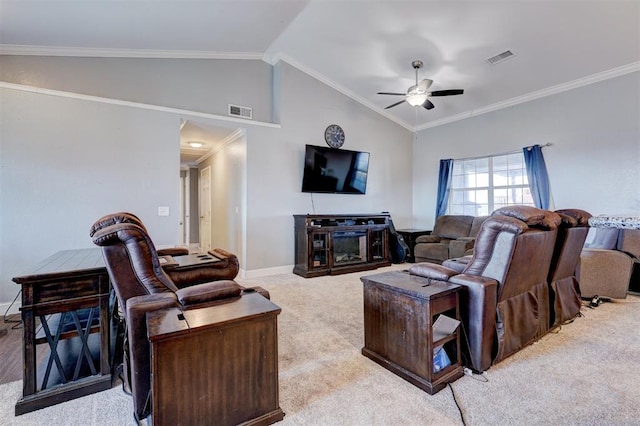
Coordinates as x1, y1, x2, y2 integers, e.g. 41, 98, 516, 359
228, 104, 253, 120
486, 50, 515, 65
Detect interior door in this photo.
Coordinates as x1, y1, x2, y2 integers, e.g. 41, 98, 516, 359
199, 166, 212, 252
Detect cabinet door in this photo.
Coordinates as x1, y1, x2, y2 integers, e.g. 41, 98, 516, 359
309, 232, 330, 269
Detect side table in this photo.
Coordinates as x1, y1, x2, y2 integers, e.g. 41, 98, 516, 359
361, 271, 463, 394
147, 293, 285, 426
396, 229, 431, 263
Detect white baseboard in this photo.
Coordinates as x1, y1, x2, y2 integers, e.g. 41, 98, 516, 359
0, 301, 21, 316
241, 264, 294, 279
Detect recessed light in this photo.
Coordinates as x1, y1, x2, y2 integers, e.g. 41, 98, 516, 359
188, 141, 203, 148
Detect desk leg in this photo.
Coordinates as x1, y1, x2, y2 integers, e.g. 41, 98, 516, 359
21, 311, 36, 397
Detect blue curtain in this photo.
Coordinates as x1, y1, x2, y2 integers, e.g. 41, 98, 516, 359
435, 159, 453, 218
523, 145, 551, 209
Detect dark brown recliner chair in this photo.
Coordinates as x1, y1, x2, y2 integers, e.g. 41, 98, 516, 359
92, 221, 268, 422
90, 211, 189, 257
90, 212, 239, 287
547, 209, 591, 328
410, 206, 561, 372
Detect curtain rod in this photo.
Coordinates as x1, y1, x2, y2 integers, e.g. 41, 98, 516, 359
451, 143, 551, 162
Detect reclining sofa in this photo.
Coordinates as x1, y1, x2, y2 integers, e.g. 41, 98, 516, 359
409, 206, 589, 372
413, 215, 488, 264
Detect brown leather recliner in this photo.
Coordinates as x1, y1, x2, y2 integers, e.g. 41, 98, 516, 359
90, 212, 239, 287
90, 211, 190, 257
92, 221, 267, 422
410, 206, 561, 372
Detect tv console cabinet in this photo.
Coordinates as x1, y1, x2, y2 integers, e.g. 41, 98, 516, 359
293, 214, 391, 278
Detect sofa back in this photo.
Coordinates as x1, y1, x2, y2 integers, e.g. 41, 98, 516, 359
618, 229, 640, 258
432, 215, 474, 239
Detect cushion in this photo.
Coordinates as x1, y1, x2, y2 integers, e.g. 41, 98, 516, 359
175, 280, 242, 305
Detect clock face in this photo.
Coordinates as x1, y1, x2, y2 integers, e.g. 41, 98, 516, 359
324, 124, 345, 148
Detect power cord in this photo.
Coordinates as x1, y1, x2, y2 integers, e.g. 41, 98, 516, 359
448, 382, 467, 426
3, 290, 23, 329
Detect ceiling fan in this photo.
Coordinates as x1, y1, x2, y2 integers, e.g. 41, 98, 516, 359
377, 60, 464, 110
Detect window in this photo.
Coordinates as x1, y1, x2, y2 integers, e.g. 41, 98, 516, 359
449, 152, 534, 216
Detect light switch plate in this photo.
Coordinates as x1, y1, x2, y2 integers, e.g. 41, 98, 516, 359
158, 206, 170, 216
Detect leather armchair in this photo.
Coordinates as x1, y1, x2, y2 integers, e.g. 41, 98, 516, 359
578, 228, 640, 299
90, 212, 239, 287
413, 215, 488, 264
410, 206, 561, 372
92, 221, 267, 422
90, 211, 189, 257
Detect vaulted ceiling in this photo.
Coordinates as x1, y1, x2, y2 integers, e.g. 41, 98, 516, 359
1, 0, 639, 132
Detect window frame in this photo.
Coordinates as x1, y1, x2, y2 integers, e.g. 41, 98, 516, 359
447, 152, 534, 216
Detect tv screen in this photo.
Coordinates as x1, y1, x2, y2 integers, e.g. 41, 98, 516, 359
301, 144, 370, 194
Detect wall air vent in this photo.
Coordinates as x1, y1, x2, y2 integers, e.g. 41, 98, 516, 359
228, 104, 253, 120
486, 50, 515, 65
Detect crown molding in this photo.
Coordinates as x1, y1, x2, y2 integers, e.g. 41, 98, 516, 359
415, 61, 640, 131
0, 81, 281, 129
196, 129, 245, 164
0, 44, 264, 60
267, 53, 414, 132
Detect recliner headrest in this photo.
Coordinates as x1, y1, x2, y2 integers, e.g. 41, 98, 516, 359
491, 205, 561, 230
555, 208, 592, 227
90, 211, 145, 237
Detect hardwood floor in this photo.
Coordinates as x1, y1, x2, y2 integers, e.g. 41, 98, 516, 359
0, 313, 25, 385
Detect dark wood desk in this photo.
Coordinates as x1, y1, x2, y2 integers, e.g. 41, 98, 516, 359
12, 248, 224, 415
13, 248, 112, 415
147, 293, 285, 426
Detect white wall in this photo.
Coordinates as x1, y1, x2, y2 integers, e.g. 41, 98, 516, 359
0, 88, 180, 303
413, 71, 640, 229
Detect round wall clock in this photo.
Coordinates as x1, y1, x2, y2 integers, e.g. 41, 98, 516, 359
324, 124, 345, 148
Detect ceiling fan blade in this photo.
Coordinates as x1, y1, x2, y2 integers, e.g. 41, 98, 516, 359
377, 92, 405, 96
423, 100, 435, 110
429, 89, 464, 97
418, 79, 433, 91
385, 100, 406, 109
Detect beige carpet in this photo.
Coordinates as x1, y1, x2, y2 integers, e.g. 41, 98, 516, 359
2, 264, 639, 425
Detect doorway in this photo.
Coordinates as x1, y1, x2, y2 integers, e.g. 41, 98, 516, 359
179, 119, 246, 263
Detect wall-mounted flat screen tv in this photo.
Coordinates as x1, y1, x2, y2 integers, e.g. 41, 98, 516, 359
301, 144, 370, 194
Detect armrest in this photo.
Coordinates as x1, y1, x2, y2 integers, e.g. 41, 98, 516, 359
415, 234, 441, 244
448, 274, 498, 372
175, 280, 242, 306
157, 247, 189, 257
409, 263, 458, 281
449, 238, 476, 259
126, 292, 180, 419
578, 248, 634, 298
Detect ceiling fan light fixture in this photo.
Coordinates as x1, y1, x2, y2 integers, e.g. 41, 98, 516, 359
407, 93, 428, 106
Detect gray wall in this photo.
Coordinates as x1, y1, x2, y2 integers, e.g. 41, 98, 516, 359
0, 56, 274, 123
0, 88, 180, 303
413, 71, 640, 229
243, 62, 414, 271
0, 56, 413, 303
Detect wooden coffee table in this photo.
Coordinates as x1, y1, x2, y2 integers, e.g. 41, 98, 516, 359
361, 271, 463, 394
